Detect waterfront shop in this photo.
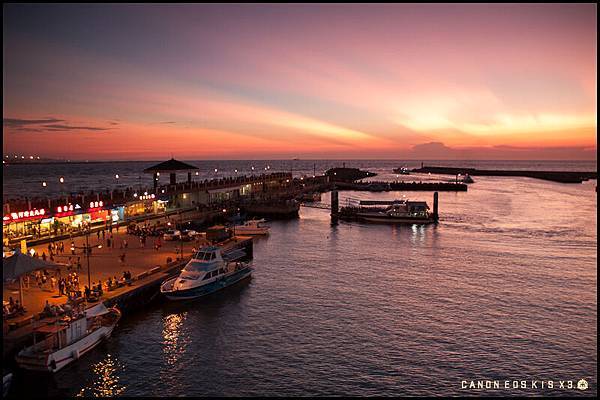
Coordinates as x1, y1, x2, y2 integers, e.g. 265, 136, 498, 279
2, 200, 121, 245
124, 194, 159, 218
2, 208, 49, 244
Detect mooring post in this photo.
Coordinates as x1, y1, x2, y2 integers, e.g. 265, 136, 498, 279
331, 188, 339, 216
433, 191, 439, 222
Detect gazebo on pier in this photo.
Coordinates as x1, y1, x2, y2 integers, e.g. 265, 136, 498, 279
143, 158, 200, 189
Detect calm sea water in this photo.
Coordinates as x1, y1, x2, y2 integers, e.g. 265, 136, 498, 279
5, 161, 598, 396
2, 159, 597, 199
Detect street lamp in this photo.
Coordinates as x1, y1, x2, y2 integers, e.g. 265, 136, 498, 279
42, 181, 47, 187
59, 176, 65, 200
71, 227, 103, 290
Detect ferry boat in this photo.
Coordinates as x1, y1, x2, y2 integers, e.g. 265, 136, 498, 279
160, 246, 252, 301
233, 219, 270, 235
339, 199, 435, 224
15, 303, 121, 373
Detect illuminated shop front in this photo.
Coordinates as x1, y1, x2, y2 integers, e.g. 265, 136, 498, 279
125, 194, 157, 218
2, 200, 123, 245
53, 203, 85, 232
3, 208, 48, 242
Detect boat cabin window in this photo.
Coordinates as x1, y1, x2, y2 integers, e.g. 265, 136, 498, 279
195, 251, 216, 261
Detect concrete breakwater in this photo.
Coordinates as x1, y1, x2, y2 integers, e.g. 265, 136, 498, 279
413, 166, 597, 183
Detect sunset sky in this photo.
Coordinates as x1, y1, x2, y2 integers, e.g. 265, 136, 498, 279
3, 3, 597, 160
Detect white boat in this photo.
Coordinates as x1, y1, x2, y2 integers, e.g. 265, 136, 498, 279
15, 303, 121, 373
160, 246, 252, 301
450, 174, 475, 184
233, 219, 270, 235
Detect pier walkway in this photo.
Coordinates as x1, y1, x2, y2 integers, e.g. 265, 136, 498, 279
3, 219, 254, 361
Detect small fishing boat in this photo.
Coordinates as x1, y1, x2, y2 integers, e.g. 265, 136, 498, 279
160, 246, 253, 301
15, 303, 121, 373
233, 219, 270, 235
449, 173, 475, 184
393, 167, 410, 175
460, 174, 474, 183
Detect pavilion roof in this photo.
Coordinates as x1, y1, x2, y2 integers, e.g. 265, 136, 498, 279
143, 158, 199, 173
3, 250, 61, 282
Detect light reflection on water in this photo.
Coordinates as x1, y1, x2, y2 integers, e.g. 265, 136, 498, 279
76, 354, 126, 397
7, 169, 596, 397
162, 312, 189, 366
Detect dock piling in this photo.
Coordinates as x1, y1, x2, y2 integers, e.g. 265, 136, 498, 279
432, 192, 439, 222
331, 189, 339, 219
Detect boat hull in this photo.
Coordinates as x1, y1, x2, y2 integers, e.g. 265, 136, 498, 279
3, 373, 12, 397
233, 227, 269, 235
354, 214, 434, 224
162, 267, 253, 301
16, 308, 120, 373
16, 324, 117, 373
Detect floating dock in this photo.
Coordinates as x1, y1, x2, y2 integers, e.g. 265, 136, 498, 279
332, 181, 467, 191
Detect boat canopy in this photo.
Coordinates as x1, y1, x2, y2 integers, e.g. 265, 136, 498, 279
360, 200, 406, 206
85, 302, 110, 317
222, 248, 246, 262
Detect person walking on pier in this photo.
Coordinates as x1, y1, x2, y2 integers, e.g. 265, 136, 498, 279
42, 252, 47, 261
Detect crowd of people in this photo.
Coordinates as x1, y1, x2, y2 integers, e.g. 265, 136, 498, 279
6, 216, 190, 322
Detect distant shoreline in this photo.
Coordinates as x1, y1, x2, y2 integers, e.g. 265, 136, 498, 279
3, 158, 597, 166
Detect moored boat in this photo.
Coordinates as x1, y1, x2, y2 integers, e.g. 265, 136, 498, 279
393, 167, 410, 175
160, 246, 253, 301
339, 199, 435, 224
15, 303, 121, 373
233, 219, 270, 235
